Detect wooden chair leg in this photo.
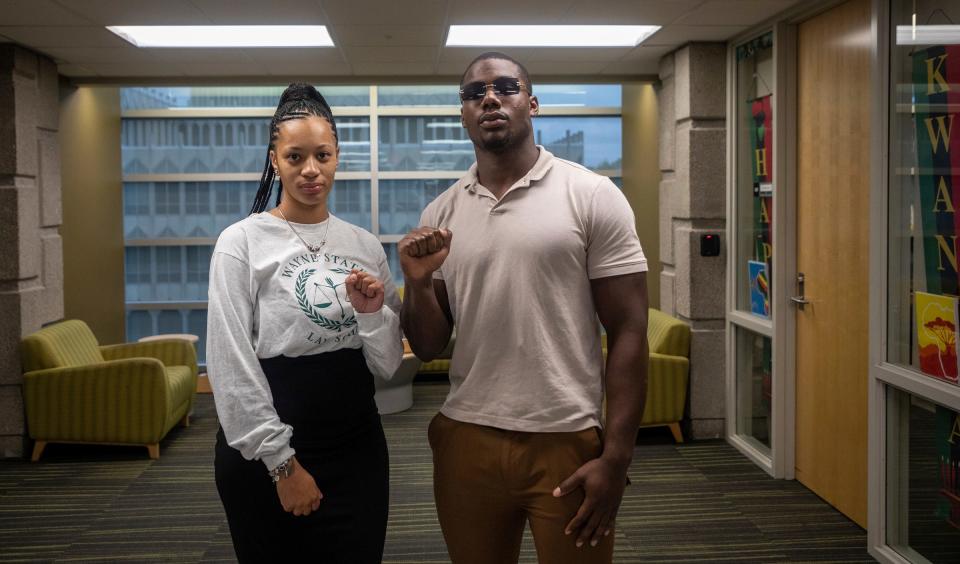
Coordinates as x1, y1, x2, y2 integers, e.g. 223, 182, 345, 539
180, 414, 190, 427
668, 422, 684, 444
31, 440, 47, 462
146, 444, 160, 459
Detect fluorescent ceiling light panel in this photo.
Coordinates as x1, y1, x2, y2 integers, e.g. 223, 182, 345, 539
446, 25, 660, 47
895, 24, 960, 45
107, 25, 334, 48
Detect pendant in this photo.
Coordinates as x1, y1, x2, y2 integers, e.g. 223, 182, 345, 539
308, 244, 323, 252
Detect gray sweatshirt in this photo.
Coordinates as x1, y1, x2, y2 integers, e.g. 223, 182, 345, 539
206, 212, 402, 471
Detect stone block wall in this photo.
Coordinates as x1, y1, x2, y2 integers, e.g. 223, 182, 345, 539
657, 43, 727, 439
0, 46, 63, 458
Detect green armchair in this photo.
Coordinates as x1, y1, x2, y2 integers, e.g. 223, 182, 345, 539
603, 308, 691, 443
640, 309, 691, 442
20, 320, 198, 461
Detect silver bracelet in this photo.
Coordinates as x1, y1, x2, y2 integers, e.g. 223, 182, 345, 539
269, 457, 294, 483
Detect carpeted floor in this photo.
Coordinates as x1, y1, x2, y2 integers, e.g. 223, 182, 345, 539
0, 383, 873, 563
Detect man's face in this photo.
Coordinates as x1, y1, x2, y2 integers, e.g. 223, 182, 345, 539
459, 58, 539, 153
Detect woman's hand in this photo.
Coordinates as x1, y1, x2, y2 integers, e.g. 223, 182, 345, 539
346, 269, 385, 314
276, 457, 323, 516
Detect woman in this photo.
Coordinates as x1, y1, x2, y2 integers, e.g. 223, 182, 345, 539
207, 83, 402, 563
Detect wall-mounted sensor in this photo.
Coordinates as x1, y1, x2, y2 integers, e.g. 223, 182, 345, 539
701, 233, 720, 257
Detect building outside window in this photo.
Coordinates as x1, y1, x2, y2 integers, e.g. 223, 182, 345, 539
120, 84, 623, 363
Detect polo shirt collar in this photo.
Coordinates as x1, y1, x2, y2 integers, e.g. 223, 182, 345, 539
463, 145, 555, 193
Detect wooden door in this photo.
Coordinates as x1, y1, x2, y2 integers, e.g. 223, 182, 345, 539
794, 0, 872, 528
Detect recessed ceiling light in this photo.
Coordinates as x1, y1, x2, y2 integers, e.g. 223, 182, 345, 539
445, 25, 661, 48
106, 25, 335, 48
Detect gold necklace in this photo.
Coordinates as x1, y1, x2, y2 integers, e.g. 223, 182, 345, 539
276, 207, 330, 253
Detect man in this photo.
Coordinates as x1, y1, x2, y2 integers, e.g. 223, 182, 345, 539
399, 52, 649, 564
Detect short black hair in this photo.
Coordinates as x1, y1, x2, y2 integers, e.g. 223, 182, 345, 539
459, 51, 533, 95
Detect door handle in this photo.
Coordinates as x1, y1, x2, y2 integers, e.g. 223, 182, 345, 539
791, 272, 808, 311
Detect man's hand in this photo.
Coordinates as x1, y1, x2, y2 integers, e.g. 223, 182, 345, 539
346, 269, 384, 313
276, 457, 323, 517
398, 227, 452, 284
553, 456, 629, 548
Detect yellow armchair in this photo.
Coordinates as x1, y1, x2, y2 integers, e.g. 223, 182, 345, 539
604, 308, 691, 443
20, 320, 197, 461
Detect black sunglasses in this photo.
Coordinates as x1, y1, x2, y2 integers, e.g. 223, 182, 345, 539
459, 77, 526, 102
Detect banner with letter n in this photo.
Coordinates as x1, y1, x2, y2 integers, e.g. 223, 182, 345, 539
914, 45, 960, 296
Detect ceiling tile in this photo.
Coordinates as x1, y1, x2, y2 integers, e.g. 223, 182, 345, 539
148, 48, 257, 64
351, 61, 436, 75
0, 0, 94, 25
600, 59, 659, 74
0, 26, 128, 48
56, 0, 209, 25
179, 62, 273, 76
439, 47, 635, 63
190, 0, 327, 24
56, 63, 98, 76
82, 61, 187, 76
447, 0, 574, 24
322, 0, 448, 25
39, 45, 158, 63
561, 0, 703, 25
616, 44, 678, 62
264, 61, 353, 76
244, 48, 346, 65
673, 0, 799, 26
344, 45, 438, 63
522, 60, 609, 75
642, 24, 747, 46
332, 25, 444, 47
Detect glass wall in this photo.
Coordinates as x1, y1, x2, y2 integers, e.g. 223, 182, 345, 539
887, 0, 960, 381
879, 2, 960, 562
735, 326, 772, 447
735, 33, 775, 319
729, 31, 775, 460
121, 84, 623, 363
886, 388, 960, 563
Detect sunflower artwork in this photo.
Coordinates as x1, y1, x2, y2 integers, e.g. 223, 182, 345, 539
916, 291, 960, 385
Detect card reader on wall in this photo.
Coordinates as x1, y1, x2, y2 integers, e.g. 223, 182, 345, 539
701, 233, 720, 257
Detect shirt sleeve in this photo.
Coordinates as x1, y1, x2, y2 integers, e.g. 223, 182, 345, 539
586, 177, 648, 279
356, 246, 403, 380
206, 248, 295, 472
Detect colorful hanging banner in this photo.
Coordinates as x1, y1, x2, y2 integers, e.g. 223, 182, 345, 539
914, 45, 960, 296
750, 94, 773, 271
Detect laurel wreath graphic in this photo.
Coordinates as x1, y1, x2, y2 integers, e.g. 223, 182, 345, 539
295, 268, 357, 332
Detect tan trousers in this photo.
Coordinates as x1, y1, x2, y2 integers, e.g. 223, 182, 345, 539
428, 413, 615, 564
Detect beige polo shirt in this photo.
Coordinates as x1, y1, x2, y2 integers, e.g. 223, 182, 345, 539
420, 147, 647, 432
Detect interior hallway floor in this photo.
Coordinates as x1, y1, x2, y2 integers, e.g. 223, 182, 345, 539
0, 382, 872, 563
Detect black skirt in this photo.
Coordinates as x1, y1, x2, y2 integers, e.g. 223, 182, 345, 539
214, 347, 389, 564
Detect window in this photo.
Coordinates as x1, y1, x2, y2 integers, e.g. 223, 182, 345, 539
121, 84, 623, 361
155, 247, 183, 283
878, 3, 960, 561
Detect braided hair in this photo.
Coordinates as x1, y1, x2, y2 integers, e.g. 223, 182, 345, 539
249, 83, 339, 214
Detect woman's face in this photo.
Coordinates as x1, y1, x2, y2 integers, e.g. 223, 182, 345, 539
270, 114, 339, 211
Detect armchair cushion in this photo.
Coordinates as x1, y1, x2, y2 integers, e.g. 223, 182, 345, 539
20, 320, 104, 373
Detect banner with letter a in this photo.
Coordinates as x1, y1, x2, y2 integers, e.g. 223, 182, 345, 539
914, 45, 960, 295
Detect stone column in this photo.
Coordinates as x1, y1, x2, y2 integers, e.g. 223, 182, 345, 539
0, 46, 63, 458
657, 43, 727, 439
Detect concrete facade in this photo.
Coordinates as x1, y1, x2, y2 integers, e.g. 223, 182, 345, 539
657, 43, 727, 439
0, 46, 63, 458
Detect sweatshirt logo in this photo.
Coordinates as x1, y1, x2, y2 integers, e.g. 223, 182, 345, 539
294, 268, 358, 332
